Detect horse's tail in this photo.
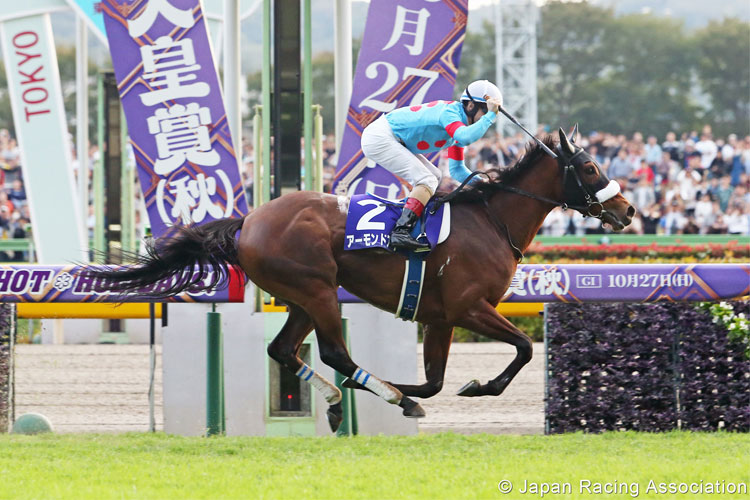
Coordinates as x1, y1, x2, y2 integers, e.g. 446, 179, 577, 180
89, 217, 245, 297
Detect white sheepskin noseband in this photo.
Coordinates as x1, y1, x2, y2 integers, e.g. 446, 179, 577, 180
595, 180, 620, 203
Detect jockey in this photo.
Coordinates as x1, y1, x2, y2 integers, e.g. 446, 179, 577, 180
361, 79, 503, 251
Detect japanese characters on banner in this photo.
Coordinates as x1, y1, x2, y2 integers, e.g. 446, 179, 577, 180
100, 0, 249, 238
332, 0, 468, 199
0, 264, 245, 303
499, 264, 750, 303
336, 264, 750, 304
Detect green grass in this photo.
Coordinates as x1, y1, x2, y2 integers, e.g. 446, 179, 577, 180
0, 432, 748, 499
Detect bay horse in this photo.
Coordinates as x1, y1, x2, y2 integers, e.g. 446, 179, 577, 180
91, 127, 634, 431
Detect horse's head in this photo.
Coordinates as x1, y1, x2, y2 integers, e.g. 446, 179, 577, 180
556, 126, 635, 231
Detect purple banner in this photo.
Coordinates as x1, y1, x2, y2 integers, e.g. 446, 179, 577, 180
338, 264, 750, 303
332, 0, 468, 199
501, 264, 750, 303
101, 0, 249, 237
0, 265, 246, 303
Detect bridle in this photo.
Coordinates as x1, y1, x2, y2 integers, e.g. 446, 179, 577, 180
431, 115, 621, 262
490, 147, 620, 219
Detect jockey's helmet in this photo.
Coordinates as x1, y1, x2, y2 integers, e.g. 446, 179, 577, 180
460, 80, 503, 106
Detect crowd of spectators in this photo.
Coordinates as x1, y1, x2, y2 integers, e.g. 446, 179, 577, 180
445, 125, 750, 236
240, 124, 750, 236
0, 128, 31, 260
3, 120, 749, 263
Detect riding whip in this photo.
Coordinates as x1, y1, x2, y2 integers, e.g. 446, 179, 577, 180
496, 105, 558, 159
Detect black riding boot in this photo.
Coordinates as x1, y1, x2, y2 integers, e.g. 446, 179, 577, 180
390, 206, 429, 251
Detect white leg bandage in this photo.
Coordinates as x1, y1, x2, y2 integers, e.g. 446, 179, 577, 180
296, 364, 342, 404
352, 367, 402, 405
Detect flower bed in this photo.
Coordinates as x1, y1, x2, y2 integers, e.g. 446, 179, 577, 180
545, 301, 750, 433
526, 241, 749, 263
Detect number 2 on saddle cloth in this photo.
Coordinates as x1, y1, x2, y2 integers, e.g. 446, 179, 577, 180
343, 193, 451, 321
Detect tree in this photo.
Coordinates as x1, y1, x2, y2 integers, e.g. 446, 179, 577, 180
693, 18, 750, 137
245, 40, 359, 136
456, 20, 496, 90
311, 51, 335, 135
0, 60, 13, 133
591, 13, 699, 137
537, 1, 616, 130
537, 1, 707, 137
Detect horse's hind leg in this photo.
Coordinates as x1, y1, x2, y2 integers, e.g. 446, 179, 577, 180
266, 304, 344, 431
454, 300, 533, 397
344, 324, 453, 399
305, 291, 426, 418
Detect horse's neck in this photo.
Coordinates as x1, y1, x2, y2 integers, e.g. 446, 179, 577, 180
488, 165, 561, 253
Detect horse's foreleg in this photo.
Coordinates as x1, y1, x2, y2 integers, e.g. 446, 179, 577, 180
307, 293, 426, 418
266, 304, 343, 430
454, 300, 533, 397
343, 324, 452, 399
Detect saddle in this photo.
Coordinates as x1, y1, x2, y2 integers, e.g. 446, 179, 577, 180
344, 193, 451, 321
343, 194, 451, 253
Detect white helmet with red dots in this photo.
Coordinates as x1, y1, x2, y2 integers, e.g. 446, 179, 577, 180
460, 80, 503, 106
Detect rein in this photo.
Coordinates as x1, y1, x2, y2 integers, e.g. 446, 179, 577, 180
429, 147, 612, 263
430, 171, 527, 262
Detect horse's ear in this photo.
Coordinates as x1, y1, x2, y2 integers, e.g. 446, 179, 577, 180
569, 123, 579, 144
558, 127, 576, 155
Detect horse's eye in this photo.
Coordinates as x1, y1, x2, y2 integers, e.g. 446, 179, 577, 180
585, 166, 596, 175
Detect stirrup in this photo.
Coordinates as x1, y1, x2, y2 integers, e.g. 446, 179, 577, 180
390, 231, 429, 251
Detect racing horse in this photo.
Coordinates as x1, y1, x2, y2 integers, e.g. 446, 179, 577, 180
89, 127, 634, 431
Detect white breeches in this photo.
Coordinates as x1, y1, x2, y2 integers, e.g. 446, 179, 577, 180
361, 115, 441, 194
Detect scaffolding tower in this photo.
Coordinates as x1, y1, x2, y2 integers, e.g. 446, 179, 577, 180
494, 0, 539, 136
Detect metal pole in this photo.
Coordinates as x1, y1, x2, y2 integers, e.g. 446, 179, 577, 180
313, 105, 324, 193
224, 0, 242, 156
206, 305, 224, 436
120, 110, 135, 253
253, 106, 263, 313
494, 0, 503, 134
303, 0, 313, 191
149, 303, 156, 433
335, 313, 354, 437
94, 74, 106, 256
76, 17, 89, 258
253, 105, 263, 209
334, 0, 352, 151
262, 0, 272, 201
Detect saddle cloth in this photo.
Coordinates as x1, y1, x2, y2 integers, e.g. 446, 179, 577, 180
344, 194, 451, 252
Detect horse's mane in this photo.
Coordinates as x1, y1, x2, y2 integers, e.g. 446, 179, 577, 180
436, 134, 557, 205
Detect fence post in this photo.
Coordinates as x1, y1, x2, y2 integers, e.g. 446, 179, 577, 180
206, 304, 224, 436
313, 105, 324, 193
334, 314, 357, 436
0, 304, 14, 433
253, 105, 264, 209
543, 304, 550, 435
149, 303, 156, 433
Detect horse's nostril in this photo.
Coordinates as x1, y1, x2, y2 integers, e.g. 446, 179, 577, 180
627, 205, 636, 217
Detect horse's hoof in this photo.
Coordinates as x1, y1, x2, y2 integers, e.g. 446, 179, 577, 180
399, 396, 426, 418
326, 403, 343, 433
456, 379, 482, 397
342, 378, 360, 390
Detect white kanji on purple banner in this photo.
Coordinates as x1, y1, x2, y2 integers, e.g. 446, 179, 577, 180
156, 170, 233, 225
128, 0, 194, 37
140, 36, 209, 106
382, 6, 431, 56
147, 103, 219, 175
